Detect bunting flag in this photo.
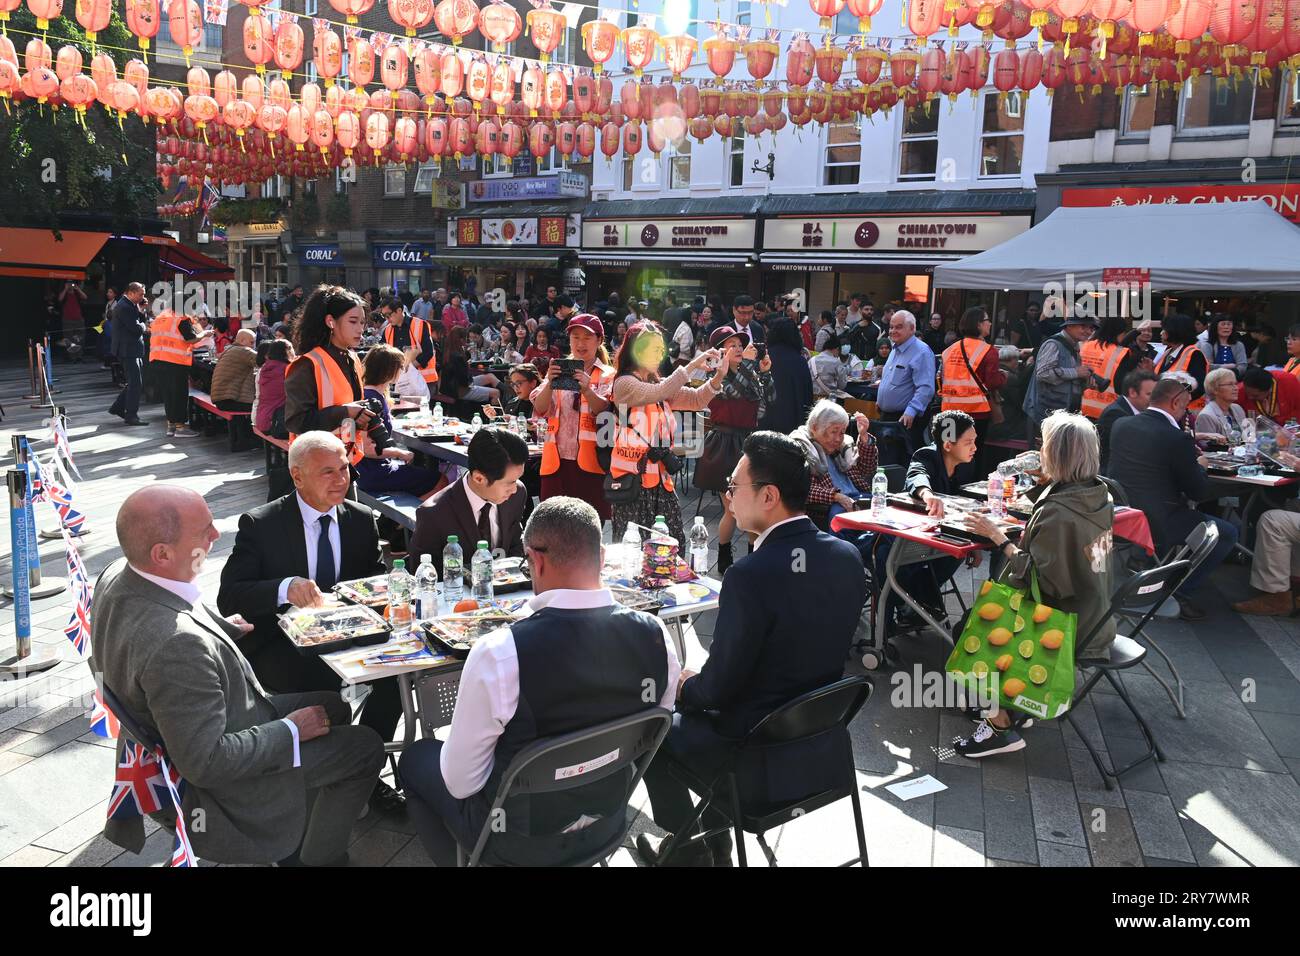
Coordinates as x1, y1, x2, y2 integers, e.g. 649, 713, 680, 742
24, 443, 45, 503
89, 688, 121, 739
44, 477, 86, 535
49, 415, 81, 480
62, 529, 92, 657
105, 737, 196, 867
161, 755, 198, 868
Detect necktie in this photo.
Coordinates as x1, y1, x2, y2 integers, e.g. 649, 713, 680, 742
478, 502, 493, 550
316, 513, 337, 591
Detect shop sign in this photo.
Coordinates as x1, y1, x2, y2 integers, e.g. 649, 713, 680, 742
583, 218, 756, 250
1062, 185, 1300, 223
300, 243, 341, 266
448, 215, 579, 247
467, 172, 589, 202
1101, 268, 1150, 288
372, 242, 437, 266
764, 215, 1028, 254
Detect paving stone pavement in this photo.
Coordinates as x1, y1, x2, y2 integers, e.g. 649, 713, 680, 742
2, 361, 1299, 867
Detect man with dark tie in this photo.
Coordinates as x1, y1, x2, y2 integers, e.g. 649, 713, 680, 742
408, 428, 531, 577
217, 431, 406, 814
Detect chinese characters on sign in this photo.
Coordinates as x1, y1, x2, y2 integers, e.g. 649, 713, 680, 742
1063, 186, 1300, 225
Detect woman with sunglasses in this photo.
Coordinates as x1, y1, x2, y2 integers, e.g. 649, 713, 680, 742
610, 322, 727, 547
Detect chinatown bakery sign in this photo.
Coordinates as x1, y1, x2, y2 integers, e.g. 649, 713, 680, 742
582, 218, 756, 251
764, 214, 1031, 254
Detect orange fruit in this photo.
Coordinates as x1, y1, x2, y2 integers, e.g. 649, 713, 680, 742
995, 654, 1014, 672
987, 627, 1013, 646
1033, 604, 1053, 624
1040, 629, 1064, 650
1002, 678, 1027, 698
453, 599, 480, 613
978, 602, 1003, 621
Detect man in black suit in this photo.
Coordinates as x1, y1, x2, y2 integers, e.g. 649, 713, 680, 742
638, 431, 867, 866
216, 430, 405, 813
408, 428, 531, 576
108, 282, 150, 425
1107, 378, 1238, 620
1098, 370, 1156, 474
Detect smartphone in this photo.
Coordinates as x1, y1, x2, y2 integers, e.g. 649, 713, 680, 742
932, 532, 973, 547
755, 343, 767, 362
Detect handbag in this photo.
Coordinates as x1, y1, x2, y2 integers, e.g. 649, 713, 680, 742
961, 339, 1004, 425
945, 566, 1077, 720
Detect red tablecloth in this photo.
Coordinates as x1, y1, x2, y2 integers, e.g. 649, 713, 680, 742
1115, 506, 1155, 556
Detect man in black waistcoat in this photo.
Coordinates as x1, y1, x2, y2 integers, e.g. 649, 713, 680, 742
398, 496, 680, 866
638, 431, 867, 866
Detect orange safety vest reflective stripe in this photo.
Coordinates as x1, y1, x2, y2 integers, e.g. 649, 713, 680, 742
939, 338, 992, 414
540, 362, 612, 476
287, 346, 366, 466
148, 311, 195, 366
1080, 341, 1129, 419
1286, 357, 1300, 380
611, 400, 676, 492
1159, 345, 1207, 412
383, 317, 439, 384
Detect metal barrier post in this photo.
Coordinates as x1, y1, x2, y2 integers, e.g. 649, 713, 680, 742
1, 436, 67, 599
0, 469, 61, 676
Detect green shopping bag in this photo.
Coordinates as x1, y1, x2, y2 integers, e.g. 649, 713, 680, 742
945, 569, 1077, 720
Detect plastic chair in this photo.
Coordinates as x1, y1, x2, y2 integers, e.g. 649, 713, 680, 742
458, 707, 672, 867
653, 676, 873, 867
868, 419, 914, 471
1069, 558, 1191, 789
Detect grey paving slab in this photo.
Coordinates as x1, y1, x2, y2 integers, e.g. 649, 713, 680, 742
933, 760, 983, 832
933, 825, 984, 867
1021, 725, 1074, 782
857, 782, 936, 867
347, 826, 413, 867
1219, 672, 1300, 716
1160, 762, 1300, 867
12, 716, 94, 758
48, 834, 125, 868
1066, 746, 1127, 808
983, 789, 1038, 865
31, 800, 110, 854
105, 827, 173, 867
1250, 710, 1300, 759
1105, 737, 1168, 794
1029, 775, 1086, 847
980, 746, 1028, 793
0, 740, 114, 860
0, 751, 34, 776
1037, 840, 1092, 866
1124, 789, 1196, 864
0, 844, 60, 866
1081, 804, 1145, 868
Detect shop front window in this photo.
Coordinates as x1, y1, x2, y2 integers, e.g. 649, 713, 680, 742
979, 91, 1024, 178
899, 106, 939, 181
824, 119, 861, 186
1177, 74, 1254, 134
1281, 70, 1300, 127
384, 164, 406, 196
667, 137, 691, 189
730, 131, 746, 187
1122, 84, 1156, 137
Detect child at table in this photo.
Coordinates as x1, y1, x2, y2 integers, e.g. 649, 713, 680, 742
358, 345, 444, 500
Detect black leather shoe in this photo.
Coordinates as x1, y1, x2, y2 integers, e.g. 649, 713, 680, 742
124, 417, 150, 426
107, 407, 125, 420
1177, 597, 1206, 621
370, 780, 407, 815
636, 832, 713, 867
706, 831, 734, 866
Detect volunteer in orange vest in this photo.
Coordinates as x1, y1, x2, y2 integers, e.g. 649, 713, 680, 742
1079, 315, 1137, 420
1284, 323, 1300, 379
610, 322, 727, 547
530, 313, 615, 521
149, 307, 213, 439
284, 286, 376, 468
939, 307, 1006, 476
379, 297, 438, 392
1156, 313, 1209, 412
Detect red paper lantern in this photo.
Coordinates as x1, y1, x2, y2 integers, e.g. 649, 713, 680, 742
435, 0, 480, 45
993, 48, 1019, 91
328, 0, 374, 25
847, 0, 885, 31
498, 119, 521, 157
243, 13, 275, 75
75, 0, 112, 43
527, 120, 553, 158
786, 35, 816, 87
855, 46, 886, 84
622, 121, 642, 157
273, 19, 304, 80
302, 81, 322, 116
475, 115, 499, 156
1244, 0, 1286, 63
890, 48, 920, 87
479, 0, 521, 50
689, 116, 712, 141
54, 45, 81, 82
449, 115, 471, 157
440, 50, 465, 97
704, 31, 737, 84
908, 0, 947, 41
743, 39, 779, 85
1210, 0, 1258, 47
314, 25, 343, 87
59, 73, 92, 116
414, 46, 441, 104
466, 55, 490, 109
381, 42, 409, 96
390, 0, 436, 37
365, 109, 390, 157
809, 0, 846, 29
166, 0, 202, 60
815, 44, 848, 84
124, 0, 160, 55
918, 45, 944, 92
623, 25, 659, 77
526, 4, 567, 62
489, 59, 513, 114
993, 2, 1034, 47
544, 68, 566, 117
582, 19, 619, 73
26, 0, 61, 32
662, 34, 698, 80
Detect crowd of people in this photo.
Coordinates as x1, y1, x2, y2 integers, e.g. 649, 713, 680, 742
88, 277, 1300, 866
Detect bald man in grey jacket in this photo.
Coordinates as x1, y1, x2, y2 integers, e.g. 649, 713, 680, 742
91, 485, 384, 865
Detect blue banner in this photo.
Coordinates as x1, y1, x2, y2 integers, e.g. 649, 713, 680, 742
299, 243, 342, 266
372, 243, 438, 267
10, 474, 31, 640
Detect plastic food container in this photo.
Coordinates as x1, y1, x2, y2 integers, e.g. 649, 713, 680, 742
278, 604, 392, 656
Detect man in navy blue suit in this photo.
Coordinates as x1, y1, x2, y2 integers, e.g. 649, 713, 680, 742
638, 431, 867, 866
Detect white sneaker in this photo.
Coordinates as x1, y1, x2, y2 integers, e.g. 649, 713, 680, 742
172, 427, 200, 438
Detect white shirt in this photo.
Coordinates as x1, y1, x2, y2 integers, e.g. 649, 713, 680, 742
276, 494, 343, 607
753, 515, 808, 552
672, 321, 695, 360
439, 587, 681, 800
461, 475, 500, 551
393, 363, 430, 399
131, 565, 300, 767
1151, 406, 1181, 431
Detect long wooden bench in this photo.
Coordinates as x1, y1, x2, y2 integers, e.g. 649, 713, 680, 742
253, 425, 292, 501
189, 388, 254, 452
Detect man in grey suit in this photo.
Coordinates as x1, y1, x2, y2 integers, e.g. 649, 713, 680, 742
91, 485, 385, 866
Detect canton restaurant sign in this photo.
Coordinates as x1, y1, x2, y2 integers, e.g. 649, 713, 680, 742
764, 215, 1030, 254
1061, 185, 1300, 224
467, 173, 589, 203
372, 242, 437, 266
582, 218, 757, 251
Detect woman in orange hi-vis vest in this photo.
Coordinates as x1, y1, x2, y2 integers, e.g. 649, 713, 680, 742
939, 308, 1006, 477
148, 308, 214, 438
610, 322, 728, 547
1080, 315, 1137, 421
284, 286, 377, 467
1284, 323, 1300, 379
1156, 313, 1209, 413
531, 313, 616, 521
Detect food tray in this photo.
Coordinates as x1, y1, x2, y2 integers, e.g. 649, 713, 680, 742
422, 607, 524, 658
279, 603, 391, 656
492, 557, 532, 594
333, 574, 391, 607
607, 584, 667, 615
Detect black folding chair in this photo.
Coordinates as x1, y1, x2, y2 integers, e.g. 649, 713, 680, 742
458, 707, 671, 867
869, 418, 914, 471
99, 683, 163, 753
1117, 521, 1220, 718
654, 676, 873, 867
1069, 558, 1191, 789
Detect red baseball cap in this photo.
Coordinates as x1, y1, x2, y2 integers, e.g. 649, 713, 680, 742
566, 313, 604, 338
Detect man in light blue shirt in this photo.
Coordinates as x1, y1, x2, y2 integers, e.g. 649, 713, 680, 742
875, 308, 936, 448
411, 289, 434, 322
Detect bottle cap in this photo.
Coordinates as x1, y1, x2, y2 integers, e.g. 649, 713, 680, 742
447, 535, 458, 543
477, 540, 488, 549
421, 554, 431, 564
393, 558, 405, 570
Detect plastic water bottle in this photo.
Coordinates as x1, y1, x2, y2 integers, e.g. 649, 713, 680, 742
471, 413, 483, 433
998, 461, 1016, 504
652, 514, 677, 550
870, 469, 888, 518
442, 535, 464, 604
432, 402, 444, 430
414, 553, 438, 622
388, 559, 413, 629
689, 516, 710, 574
471, 540, 494, 603
987, 473, 1007, 519
516, 414, 529, 441
621, 523, 642, 579
417, 394, 429, 421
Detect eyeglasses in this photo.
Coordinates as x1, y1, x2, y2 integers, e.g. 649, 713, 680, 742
724, 480, 767, 496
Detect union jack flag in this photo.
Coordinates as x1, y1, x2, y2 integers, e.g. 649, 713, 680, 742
62, 534, 92, 657
89, 688, 120, 739
50, 416, 81, 480
107, 741, 174, 819
162, 756, 198, 868
24, 443, 45, 503
44, 479, 86, 535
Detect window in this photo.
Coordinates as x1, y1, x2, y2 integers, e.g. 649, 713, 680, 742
304, 0, 317, 13
824, 119, 861, 186
898, 107, 939, 181
307, 61, 318, 84
203, 23, 223, 50
414, 163, 438, 193
1121, 84, 1156, 137
833, 7, 858, 34
736, 0, 751, 27
335, 167, 349, 195
1281, 70, 1300, 127
1177, 74, 1254, 134
622, 151, 635, 190
979, 92, 1024, 178
384, 164, 406, 196
485, 153, 513, 178
305, 178, 317, 197
730, 131, 746, 187
667, 137, 691, 189
552, 27, 574, 65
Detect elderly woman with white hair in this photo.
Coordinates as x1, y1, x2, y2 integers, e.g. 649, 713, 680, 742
961, 410, 1116, 759
1194, 367, 1248, 441
789, 399, 878, 532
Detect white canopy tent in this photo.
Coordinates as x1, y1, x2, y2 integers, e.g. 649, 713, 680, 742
931, 202, 1300, 292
